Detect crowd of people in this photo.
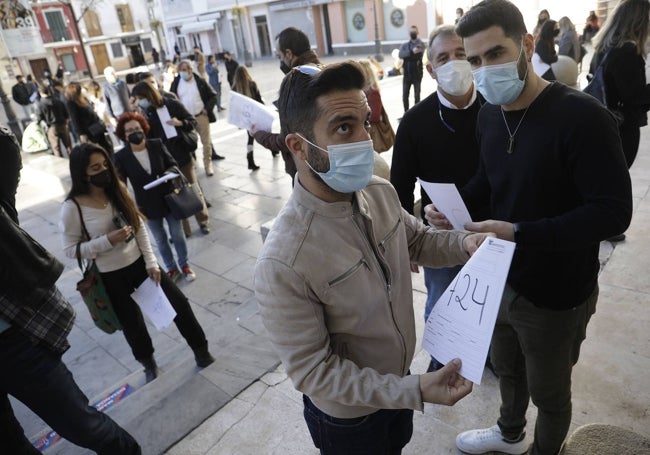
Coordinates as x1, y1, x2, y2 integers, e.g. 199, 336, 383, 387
2, 1, 646, 453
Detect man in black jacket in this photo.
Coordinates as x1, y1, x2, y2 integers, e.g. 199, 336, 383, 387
170, 60, 219, 176
11, 76, 34, 119
398, 26, 425, 112
37, 84, 71, 157
0, 126, 141, 455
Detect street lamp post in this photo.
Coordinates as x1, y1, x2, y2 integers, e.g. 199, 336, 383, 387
373, 0, 383, 62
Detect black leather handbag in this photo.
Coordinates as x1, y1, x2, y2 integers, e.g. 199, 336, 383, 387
164, 169, 203, 220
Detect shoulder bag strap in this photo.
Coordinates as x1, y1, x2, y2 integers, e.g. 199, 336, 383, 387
70, 198, 91, 272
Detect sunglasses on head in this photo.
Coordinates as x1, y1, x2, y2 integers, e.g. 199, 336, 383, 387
292, 65, 322, 75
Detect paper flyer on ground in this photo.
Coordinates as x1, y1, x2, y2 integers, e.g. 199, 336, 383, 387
422, 237, 515, 384
418, 179, 472, 231
226, 91, 276, 133
130, 278, 176, 331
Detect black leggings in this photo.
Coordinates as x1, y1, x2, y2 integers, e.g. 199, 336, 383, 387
100, 256, 207, 361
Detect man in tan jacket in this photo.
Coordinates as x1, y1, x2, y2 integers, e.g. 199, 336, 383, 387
254, 61, 491, 454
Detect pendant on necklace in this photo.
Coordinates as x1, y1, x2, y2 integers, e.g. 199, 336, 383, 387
507, 136, 515, 154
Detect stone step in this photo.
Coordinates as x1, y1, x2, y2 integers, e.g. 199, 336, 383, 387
38, 327, 279, 454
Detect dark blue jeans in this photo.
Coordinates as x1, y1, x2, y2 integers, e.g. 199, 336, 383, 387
0, 327, 141, 455
303, 395, 413, 455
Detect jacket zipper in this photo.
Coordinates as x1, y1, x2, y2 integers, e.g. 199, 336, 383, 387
327, 259, 368, 287
352, 218, 407, 373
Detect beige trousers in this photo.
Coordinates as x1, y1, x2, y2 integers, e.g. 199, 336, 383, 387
195, 113, 212, 172
179, 158, 210, 235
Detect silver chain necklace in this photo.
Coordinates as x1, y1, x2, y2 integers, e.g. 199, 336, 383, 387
500, 104, 531, 154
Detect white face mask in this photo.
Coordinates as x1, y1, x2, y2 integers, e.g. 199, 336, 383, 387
434, 60, 473, 96
298, 135, 375, 193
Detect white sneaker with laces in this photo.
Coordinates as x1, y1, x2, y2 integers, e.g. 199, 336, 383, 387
456, 425, 528, 454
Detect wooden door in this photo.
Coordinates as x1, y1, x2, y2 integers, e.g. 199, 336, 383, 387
90, 44, 110, 74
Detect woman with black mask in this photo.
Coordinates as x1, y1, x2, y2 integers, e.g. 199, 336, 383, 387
112, 112, 197, 283
131, 81, 210, 236
60, 142, 214, 383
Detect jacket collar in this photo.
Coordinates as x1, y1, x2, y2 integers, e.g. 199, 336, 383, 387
292, 176, 373, 220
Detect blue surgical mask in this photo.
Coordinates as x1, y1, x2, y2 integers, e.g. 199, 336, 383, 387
472, 43, 527, 106
138, 98, 151, 109
298, 135, 375, 193
180, 71, 191, 81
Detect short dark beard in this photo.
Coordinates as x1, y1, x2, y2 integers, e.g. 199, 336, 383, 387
305, 142, 335, 193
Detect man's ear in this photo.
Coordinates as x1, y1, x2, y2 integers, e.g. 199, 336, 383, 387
285, 133, 307, 160
426, 62, 436, 80
523, 33, 535, 61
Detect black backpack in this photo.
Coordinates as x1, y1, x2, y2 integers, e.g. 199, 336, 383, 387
583, 52, 624, 125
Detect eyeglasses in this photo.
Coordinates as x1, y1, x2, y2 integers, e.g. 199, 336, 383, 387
292, 65, 322, 75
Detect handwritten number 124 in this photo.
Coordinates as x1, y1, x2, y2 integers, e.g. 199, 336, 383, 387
445, 273, 489, 325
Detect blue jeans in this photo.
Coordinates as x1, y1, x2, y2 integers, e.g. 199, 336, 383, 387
423, 265, 463, 321
0, 327, 141, 454
424, 265, 462, 369
147, 214, 188, 271
303, 395, 413, 455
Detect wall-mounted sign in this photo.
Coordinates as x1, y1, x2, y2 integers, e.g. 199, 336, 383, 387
352, 12, 365, 31
0, 0, 45, 57
390, 9, 404, 28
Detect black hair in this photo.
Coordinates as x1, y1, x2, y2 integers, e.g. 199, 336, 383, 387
67, 143, 144, 230
456, 0, 527, 42
131, 81, 163, 108
278, 61, 365, 139
276, 27, 311, 55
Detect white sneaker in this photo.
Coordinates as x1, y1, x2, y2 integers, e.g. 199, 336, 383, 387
456, 425, 528, 454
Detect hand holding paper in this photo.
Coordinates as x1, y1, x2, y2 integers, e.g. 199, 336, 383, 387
422, 237, 515, 384
418, 179, 472, 231
227, 92, 276, 133
130, 278, 176, 331
143, 172, 179, 190
419, 358, 473, 405
465, 220, 516, 242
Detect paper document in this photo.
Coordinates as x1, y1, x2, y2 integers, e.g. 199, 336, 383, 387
422, 238, 515, 384
130, 278, 177, 331
143, 172, 179, 190
156, 106, 178, 139
418, 179, 472, 231
227, 91, 275, 133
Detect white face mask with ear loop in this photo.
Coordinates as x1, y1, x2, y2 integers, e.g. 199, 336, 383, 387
297, 134, 375, 193
434, 59, 473, 96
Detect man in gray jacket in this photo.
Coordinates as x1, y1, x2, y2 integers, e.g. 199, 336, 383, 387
254, 61, 490, 454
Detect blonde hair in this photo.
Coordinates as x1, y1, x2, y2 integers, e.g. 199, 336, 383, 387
231, 66, 254, 98
358, 59, 379, 90
593, 0, 650, 55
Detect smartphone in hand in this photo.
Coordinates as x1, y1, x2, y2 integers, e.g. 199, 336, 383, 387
112, 213, 134, 242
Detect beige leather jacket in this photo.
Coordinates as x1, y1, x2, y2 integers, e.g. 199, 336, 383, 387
254, 177, 470, 418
